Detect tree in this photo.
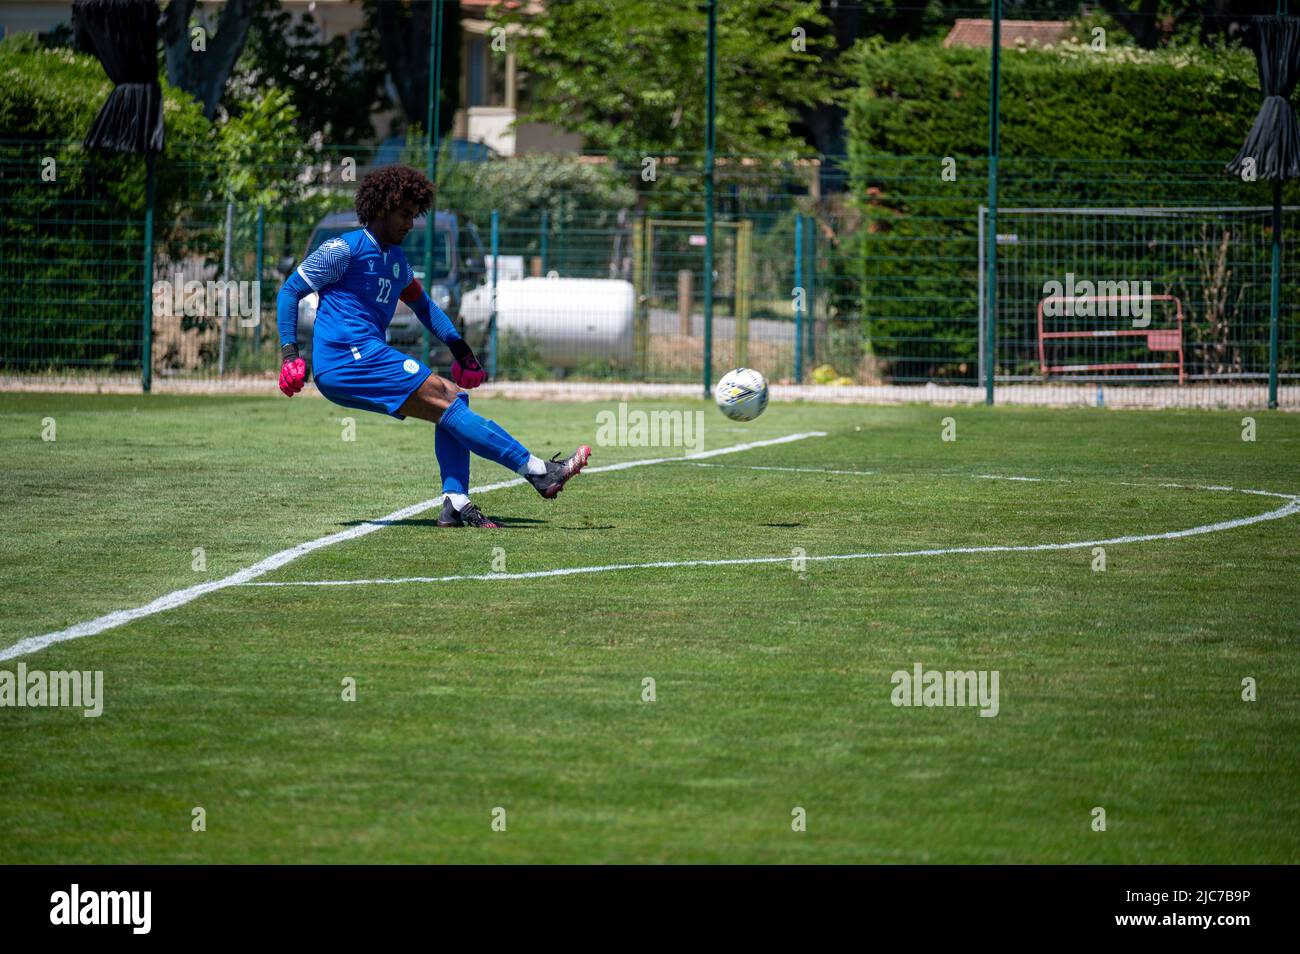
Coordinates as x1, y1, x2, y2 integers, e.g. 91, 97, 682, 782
160, 0, 258, 119
791, 1, 864, 179
230, 1, 388, 142
502, 0, 836, 158
364, 0, 461, 138
1094, 1, 1273, 49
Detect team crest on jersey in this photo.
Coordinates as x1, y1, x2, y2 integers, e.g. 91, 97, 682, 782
403, 359, 419, 374
392, 263, 400, 278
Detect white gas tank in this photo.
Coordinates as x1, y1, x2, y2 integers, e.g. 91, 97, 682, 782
460, 277, 635, 370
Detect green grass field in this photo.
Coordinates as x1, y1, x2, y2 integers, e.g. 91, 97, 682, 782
1, 391, 1298, 863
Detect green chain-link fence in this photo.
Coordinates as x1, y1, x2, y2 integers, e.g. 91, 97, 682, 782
3, 141, 1297, 408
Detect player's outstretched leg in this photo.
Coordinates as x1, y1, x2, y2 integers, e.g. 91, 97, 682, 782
401, 374, 591, 500
434, 393, 500, 527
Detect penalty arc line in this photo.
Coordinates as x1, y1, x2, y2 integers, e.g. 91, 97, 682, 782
0, 431, 827, 662
240, 494, 1300, 588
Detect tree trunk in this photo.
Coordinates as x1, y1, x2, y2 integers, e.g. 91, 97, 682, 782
794, 1, 860, 193
161, 0, 258, 120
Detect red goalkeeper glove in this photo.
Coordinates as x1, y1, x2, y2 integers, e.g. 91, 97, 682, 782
279, 343, 306, 397
449, 338, 486, 389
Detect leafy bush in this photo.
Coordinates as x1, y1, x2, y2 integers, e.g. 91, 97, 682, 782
493, 329, 550, 381
847, 38, 1260, 166
438, 152, 635, 227
0, 39, 336, 372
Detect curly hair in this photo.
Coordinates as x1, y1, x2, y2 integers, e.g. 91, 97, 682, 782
354, 165, 435, 226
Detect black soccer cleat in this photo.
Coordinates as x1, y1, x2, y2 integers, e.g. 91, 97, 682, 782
526, 445, 592, 499
437, 497, 500, 528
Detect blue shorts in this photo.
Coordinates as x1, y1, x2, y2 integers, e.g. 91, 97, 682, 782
312, 341, 434, 419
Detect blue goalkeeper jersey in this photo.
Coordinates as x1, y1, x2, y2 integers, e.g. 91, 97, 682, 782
279, 227, 460, 376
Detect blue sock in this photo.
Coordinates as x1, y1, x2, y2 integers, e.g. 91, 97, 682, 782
435, 392, 471, 495
483, 417, 519, 447
438, 394, 531, 475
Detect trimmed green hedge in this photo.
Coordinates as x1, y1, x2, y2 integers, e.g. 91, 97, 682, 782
842, 39, 1299, 380
848, 39, 1262, 165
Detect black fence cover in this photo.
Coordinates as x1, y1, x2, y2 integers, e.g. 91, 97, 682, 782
1227, 15, 1300, 181
74, 0, 164, 155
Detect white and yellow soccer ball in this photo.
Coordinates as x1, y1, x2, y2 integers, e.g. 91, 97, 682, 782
714, 367, 769, 421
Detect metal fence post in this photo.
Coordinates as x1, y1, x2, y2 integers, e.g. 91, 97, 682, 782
632, 216, 646, 378
489, 209, 499, 379
985, 1, 1001, 406
735, 220, 751, 367
141, 153, 155, 393
255, 203, 265, 345
794, 213, 804, 383
540, 209, 549, 275
1270, 180, 1281, 410
423, 0, 445, 370
702, 0, 717, 397
806, 214, 816, 375
219, 199, 233, 377
557, 212, 566, 275
977, 204, 986, 387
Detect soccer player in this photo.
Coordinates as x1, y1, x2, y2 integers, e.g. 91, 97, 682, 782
276, 165, 590, 527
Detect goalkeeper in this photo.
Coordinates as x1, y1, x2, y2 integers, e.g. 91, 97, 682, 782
276, 164, 589, 527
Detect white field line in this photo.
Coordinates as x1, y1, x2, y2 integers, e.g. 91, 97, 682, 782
0, 431, 826, 662
245, 491, 1300, 588
686, 462, 875, 476
676, 465, 1297, 503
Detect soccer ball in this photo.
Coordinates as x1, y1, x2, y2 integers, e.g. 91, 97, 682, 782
714, 367, 769, 421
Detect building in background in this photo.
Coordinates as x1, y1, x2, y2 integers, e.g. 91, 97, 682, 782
943, 18, 1072, 48
457, 0, 579, 155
